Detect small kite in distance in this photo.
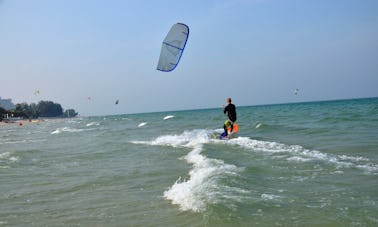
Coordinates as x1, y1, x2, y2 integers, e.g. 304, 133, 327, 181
294, 88, 299, 96
115, 100, 119, 105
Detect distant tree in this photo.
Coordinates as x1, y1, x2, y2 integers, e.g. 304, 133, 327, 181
3, 100, 77, 119
15, 103, 31, 118
37, 101, 63, 117
0, 106, 6, 121
63, 109, 78, 118
29, 103, 39, 118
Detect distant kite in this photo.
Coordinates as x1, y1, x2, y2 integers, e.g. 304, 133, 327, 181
294, 88, 299, 95
115, 99, 119, 105
34, 90, 40, 96
157, 23, 189, 72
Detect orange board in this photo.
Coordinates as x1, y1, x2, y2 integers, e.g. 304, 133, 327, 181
227, 123, 239, 133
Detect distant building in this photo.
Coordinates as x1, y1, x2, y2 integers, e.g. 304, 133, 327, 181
0, 97, 15, 110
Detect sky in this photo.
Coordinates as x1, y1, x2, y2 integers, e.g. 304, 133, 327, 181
1, 0, 377, 116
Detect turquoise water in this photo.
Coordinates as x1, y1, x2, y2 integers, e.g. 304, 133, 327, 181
1, 98, 377, 226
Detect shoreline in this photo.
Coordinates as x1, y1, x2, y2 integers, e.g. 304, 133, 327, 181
0, 117, 76, 126
0, 117, 77, 126
0, 119, 42, 126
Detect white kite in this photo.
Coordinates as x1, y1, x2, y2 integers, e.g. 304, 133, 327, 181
157, 23, 189, 72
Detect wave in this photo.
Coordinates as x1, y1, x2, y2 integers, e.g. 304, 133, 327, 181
133, 129, 249, 212
0, 138, 47, 145
255, 122, 263, 129
261, 193, 283, 202
164, 144, 247, 212
86, 122, 100, 127
163, 115, 175, 120
0, 152, 19, 163
138, 122, 147, 128
132, 129, 377, 212
51, 127, 86, 134
227, 137, 377, 174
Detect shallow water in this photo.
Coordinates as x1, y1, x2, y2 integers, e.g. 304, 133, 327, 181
1, 98, 377, 226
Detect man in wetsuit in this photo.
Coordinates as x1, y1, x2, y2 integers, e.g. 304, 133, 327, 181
223, 98, 237, 137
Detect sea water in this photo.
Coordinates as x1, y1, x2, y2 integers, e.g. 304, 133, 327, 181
0, 98, 377, 226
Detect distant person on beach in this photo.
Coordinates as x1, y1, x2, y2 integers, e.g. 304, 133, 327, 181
223, 98, 237, 137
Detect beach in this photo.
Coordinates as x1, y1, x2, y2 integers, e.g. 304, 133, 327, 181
0, 119, 42, 126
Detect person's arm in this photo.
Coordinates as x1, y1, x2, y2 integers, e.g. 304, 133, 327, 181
223, 105, 228, 114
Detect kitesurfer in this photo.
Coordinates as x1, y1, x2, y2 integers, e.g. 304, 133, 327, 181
223, 98, 237, 137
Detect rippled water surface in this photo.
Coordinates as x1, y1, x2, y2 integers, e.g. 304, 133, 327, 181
1, 98, 377, 226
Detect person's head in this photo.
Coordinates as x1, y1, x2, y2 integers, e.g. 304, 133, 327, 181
226, 98, 232, 104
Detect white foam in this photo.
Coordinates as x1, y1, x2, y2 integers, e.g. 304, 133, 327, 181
86, 121, 100, 127
356, 163, 378, 174
261, 193, 282, 202
51, 127, 85, 134
133, 129, 378, 211
3, 140, 26, 144
338, 155, 369, 162
9, 156, 18, 162
227, 137, 290, 154
138, 122, 147, 127
0, 152, 18, 162
227, 137, 377, 174
133, 129, 247, 212
134, 129, 212, 147
0, 152, 11, 159
163, 115, 175, 120
164, 144, 245, 212
287, 156, 311, 162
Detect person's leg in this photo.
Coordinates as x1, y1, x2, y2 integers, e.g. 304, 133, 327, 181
224, 120, 231, 136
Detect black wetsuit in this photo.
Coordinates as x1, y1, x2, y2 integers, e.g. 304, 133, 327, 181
223, 103, 237, 136
224, 104, 237, 122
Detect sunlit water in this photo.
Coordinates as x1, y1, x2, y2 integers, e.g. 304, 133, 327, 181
1, 98, 377, 226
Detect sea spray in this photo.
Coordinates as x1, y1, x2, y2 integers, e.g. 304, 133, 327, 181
136, 129, 247, 212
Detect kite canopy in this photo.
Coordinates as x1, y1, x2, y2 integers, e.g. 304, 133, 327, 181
157, 23, 189, 72
294, 88, 299, 95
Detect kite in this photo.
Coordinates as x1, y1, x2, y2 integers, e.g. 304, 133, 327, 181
157, 23, 189, 72
294, 89, 299, 95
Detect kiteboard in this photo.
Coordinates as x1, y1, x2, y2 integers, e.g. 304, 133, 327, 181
220, 123, 239, 140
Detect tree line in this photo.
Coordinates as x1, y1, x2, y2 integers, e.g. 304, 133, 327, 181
0, 100, 78, 120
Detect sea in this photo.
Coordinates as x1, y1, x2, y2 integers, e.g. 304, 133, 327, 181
1, 97, 377, 226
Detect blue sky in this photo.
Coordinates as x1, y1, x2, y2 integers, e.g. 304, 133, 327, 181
1, 0, 377, 115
